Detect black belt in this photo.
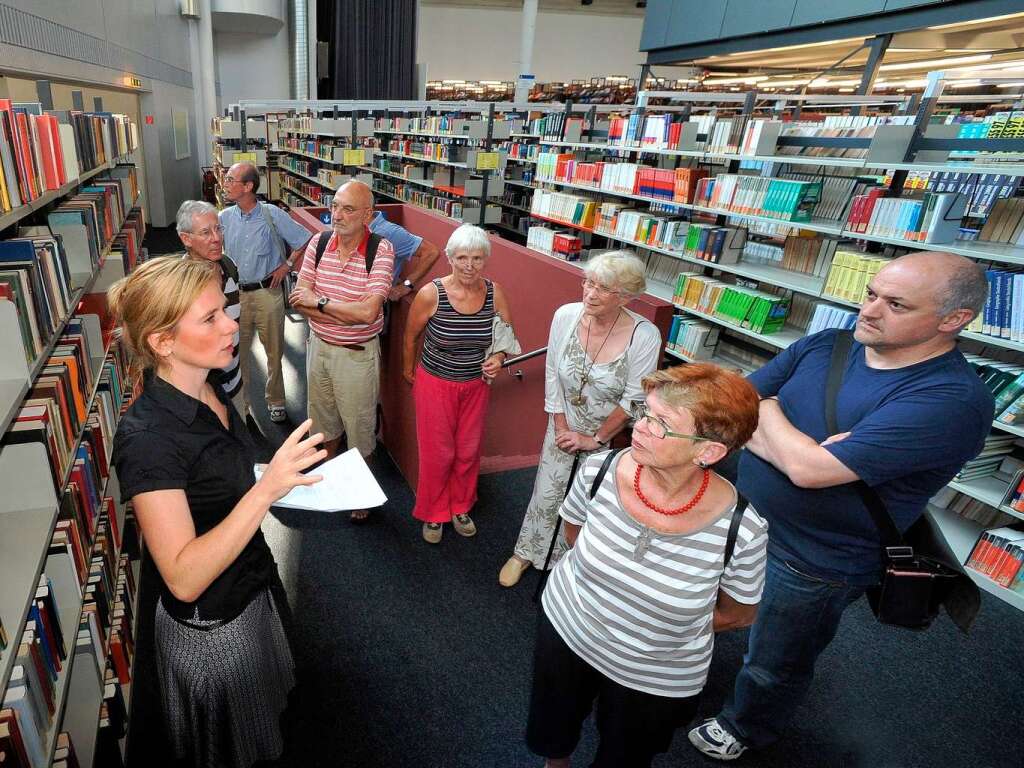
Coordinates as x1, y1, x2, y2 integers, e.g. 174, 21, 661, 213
239, 276, 275, 292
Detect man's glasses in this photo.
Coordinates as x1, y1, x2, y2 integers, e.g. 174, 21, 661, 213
330, 202, 368, 215
190, 225, 225, 238
581, 279, 619, 297
630, 401, 710, 442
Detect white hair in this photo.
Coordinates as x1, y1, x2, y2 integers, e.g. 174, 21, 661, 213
445, 223, 491, 259
584, 250, 646, 297
176, 200, 218, 235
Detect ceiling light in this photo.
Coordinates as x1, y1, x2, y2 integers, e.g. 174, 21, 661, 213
760, 78, 812, 87
725, 36, 864, 56
701, 76, 768, 85
927, 11, 1024, 31
947, 80, 983, 88
837, 87, 855, 93
879, 54, 992, 72
998, 82, 1024, 88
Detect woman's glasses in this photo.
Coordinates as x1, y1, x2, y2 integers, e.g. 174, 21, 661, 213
630, 402, 710, 442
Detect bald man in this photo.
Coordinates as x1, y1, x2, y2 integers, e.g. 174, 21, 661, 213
690, 251, 995, 761
288, 181, 395, 523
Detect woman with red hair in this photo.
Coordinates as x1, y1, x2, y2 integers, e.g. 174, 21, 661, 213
525, 363, 769, 768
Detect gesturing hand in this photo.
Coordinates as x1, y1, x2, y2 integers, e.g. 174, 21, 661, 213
269, 263, 291, 289
257, 419, 327, 503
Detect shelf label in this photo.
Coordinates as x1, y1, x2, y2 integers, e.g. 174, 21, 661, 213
475, 152, 500, 170
234, 151, 257, 162
343, 149, 366, 166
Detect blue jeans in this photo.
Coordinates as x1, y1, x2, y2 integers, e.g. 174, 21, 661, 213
718, 550, 865, 749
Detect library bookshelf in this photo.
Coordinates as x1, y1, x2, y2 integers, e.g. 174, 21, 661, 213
0, 123, 144, 767
223, 87, 1024, 612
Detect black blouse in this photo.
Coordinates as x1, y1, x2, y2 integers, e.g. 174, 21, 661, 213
112, 370, 275, 623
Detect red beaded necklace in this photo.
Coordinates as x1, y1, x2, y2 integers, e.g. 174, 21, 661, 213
633, 464, 710, 516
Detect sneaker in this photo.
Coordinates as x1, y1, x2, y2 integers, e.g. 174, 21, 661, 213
422, 522, 443, 544
451, 513, 477, 537
268, 405, 287, 423
498, 556, 530, 587
688, 718, 747, 761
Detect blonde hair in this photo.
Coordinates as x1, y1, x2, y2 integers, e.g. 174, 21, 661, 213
107, 256, 221, 386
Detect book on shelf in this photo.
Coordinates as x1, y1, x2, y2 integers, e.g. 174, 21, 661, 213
52, 731, 80, 768
693, 174, 822, 223
668, 317, 720, 360
673, 273, 791, 335
965, 526, 1024, 589
530, 189, 597, 229
822, 250, 889, 303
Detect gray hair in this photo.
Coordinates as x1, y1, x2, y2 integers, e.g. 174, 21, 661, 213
584, 250, 646, 297
176, 200, 218, 235
936, 260, 989, 322
445, 223, 491, 259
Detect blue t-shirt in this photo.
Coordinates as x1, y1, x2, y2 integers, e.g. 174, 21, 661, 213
370, 211, 423, 282
738, 329, 994, 585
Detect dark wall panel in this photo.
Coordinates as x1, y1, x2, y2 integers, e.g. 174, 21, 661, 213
721, 0, 796, 39
662, 1, 729, 47
639, 0, 675, 51
791, 0, 887, 27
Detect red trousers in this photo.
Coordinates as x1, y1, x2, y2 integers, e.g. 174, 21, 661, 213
412, 366, 491, 523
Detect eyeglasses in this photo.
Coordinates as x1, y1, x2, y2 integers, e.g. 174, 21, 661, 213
223, 175, 241, 184
630, 401, 710, 442
330, 202, 368, 215
190, 225, 225, 238
581, 279, 619, 297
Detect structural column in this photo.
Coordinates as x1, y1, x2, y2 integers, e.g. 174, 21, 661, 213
515, 0, 538, 102
198, 0, 218, 141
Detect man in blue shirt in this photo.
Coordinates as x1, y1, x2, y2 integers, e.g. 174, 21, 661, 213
371, 210, 440, 300
220, 162, 312, 422
689, 251, 994, 761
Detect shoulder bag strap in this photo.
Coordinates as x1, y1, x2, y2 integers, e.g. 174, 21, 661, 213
313, 231, 332, 269
723, 493, 749, 568
589, 447, 626, 500
258, 202, 288, 266
366, 232, 382, 273
824, 331, 903, 548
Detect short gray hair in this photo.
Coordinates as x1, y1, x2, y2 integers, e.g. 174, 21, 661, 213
445, 223, 490, 259
936, 260, 989, 321
176, 200, 218, 235
584, 250, 646, 297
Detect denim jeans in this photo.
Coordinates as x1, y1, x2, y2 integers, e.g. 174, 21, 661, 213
718, 550, 865, 749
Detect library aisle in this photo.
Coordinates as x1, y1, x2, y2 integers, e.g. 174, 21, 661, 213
119, 250, 1024, 768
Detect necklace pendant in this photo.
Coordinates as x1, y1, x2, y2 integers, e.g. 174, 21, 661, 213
633, 527, 653, 562
571, 392, 587, 407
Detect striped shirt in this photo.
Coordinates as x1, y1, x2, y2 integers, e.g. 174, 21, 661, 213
179, 252, 242, 399
421, 278, 495, 382
297, 229, 395, 344
543, 451, 769, 698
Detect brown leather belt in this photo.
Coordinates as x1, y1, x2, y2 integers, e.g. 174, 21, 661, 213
320, 336, 374, 351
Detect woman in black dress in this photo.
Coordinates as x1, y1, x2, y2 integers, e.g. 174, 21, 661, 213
110, 256, 326, 768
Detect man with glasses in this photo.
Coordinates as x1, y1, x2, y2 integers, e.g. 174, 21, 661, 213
176, 200, 244, 414
287, 180, 395, 523
220, 162, 312, 424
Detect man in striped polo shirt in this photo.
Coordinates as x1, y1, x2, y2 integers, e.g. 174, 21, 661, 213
176, 200, 244, 415
288, 181, 395, 522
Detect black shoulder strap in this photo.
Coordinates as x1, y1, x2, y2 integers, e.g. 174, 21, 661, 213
313, 231, 332, 269
824, 331, 902, 548
723, 494, 749, 568
590, 448, 626, 500
366, 232, 382, 273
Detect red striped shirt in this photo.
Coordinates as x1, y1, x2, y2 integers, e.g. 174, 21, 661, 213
298, 228, 395, 344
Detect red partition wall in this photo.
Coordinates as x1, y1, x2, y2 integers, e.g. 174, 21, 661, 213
289, 203, 674, 487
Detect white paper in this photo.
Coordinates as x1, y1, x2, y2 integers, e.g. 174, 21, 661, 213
254, 447, 387, 512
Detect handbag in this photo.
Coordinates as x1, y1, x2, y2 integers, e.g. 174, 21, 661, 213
825, 331, 979, 632
484, 314, 522, 359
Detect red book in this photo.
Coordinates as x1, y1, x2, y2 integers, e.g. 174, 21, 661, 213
32, 115, 60, 191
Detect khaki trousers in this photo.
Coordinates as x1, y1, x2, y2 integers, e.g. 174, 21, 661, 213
238, 287, 286, 409
306, 334, 380, 458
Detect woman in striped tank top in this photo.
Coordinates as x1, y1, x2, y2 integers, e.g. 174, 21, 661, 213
403, 224, 514, 544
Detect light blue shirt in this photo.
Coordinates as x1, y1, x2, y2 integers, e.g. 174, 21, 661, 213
220, 202, 313, 284
370, 211, 423, 281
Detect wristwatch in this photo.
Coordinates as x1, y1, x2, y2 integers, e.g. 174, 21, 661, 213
594, 434, 609, 447
402, 279, 414, 291
317, 296, 329, 313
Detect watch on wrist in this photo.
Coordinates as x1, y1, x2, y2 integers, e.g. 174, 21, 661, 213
594, 434, 609, 447
317, 296, 329, 313
402, 279, 414, 291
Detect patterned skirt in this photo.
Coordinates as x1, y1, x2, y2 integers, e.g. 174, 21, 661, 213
154, 588, 296, 768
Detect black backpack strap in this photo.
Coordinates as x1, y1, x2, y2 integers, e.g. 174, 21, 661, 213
366, 232, 382, 273
723, 493, 749, 568
824, 330, 902, 549
589, 448, 626, 500
313, 230, 332, 269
